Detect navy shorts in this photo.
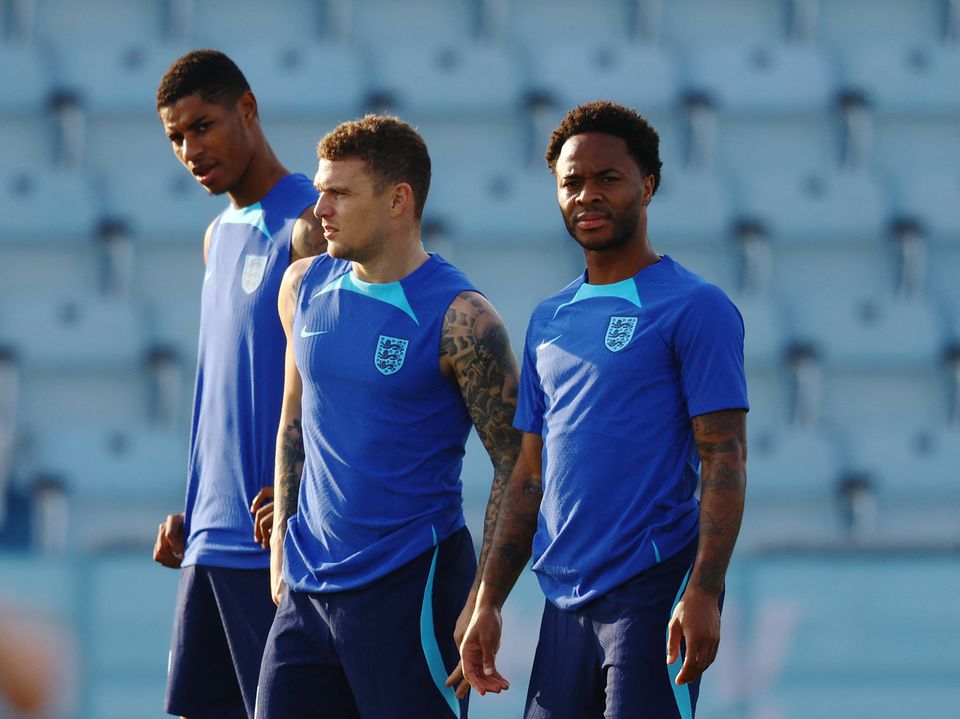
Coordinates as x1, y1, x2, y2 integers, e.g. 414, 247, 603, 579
525, 537, 715, 719
165, 564, 276, 719
256, 526, 475, 719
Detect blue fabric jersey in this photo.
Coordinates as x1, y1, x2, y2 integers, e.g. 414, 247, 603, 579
285, 253, 476, 593
182, 174, 318, 569
514, 255, 748, 610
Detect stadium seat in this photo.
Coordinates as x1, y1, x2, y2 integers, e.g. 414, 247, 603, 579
367, 41, 523, 119
735, 294, 787, 369
930, 246, 960, 310
499, 0, 628, 45
734, 169, 885, 244
51, 41, 186, 117
770, 245, 894, 310
660, 0, 788, 48
0, 553, 78, 620
790, 295, 942, 369
685, 43, 836, 115
872, 116, 960, 176
35, 0, 168, 46
0, 295, 148, 371
714, 115, 837, 176
893, 170, 960, 245
0, 44, 53, 115
0, 166, 99, 243
847, 427, 960, 501
188, 0, 323, 47
346, 0, 474, 45
0, 246, 99, 297
840, 44, 960, 117
218, 41, 366, 118
746, 428, 843, 503
648, 170, 733, 246
820, 367, 943, 432
816, 0, 946, 48
524, 40, 679, 114
18, 368, 149, 431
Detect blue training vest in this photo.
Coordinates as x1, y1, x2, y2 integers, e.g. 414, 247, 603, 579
182, 173, 318, 569
284, 253, 476, 592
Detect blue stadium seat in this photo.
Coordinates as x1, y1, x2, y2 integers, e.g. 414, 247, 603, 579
872, 116, 960, 176
847, 427, 960, 500
368, 41, 522, 119
25, 426, 186, 502
820, 367, 942, 433
735, 170, 885, 245
264, 115, 343, 178
525, 41, 679, 113
0, 166, 99, 243
51, 41, 185, 117
347, 0, 474, 45
661, 0, 788, 48
685, 43, 836, 115
430, 166, 561, 246
930, 246, 960, 311
35, 0, 167, 45
746, 429, 843, 503
791, 295, 942, 369
648, 170, 733, 246
19, 368, 149, 432
189, 0, 323, 47
0, 44, 53, 115
893, 170, 960, 245
715, 116, 837, 176
499, 0, 628, 44
664, 245, 738, 294
816, 0, 946, 48
0, 295, 148, 370
840, 44, 960, 116
0, 117, 55, 169
220, 41, 366, 118
770, 245, 893, 309
735, 295, 787, 370
0, 246, 99, 297
0, 553, 78, 620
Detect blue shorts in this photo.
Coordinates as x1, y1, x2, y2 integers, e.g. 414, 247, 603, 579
525, 537, 714, 719
256, 526, 475, 719
165, 564, 276, 719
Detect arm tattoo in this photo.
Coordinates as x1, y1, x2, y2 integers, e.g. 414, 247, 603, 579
690, 410, 747, 596
275, 418, 305, 526
483, 471, 542, 596
441, 292, 522, 583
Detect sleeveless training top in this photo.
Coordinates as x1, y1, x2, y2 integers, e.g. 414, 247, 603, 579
284, 253, 476, 592
182, 173, 318, 569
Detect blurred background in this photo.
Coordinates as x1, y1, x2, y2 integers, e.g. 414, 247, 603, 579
0, 0, 958, 717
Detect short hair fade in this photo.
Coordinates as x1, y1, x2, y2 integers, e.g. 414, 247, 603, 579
156, 49, 251, 111
318, 115, 431, 220
545, 100, 662, 195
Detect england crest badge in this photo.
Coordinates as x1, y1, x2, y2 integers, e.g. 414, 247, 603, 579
375, 335, 409, 375
241, 254, 268, 294
604, 316, 638, 352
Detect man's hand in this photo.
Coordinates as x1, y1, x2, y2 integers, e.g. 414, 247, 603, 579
251, 487, 274, 549
459, 605, 510, 696
444, 588, 478, 698
153, 513, 185, 568
269, 532, 286, 606
666, 586, 721, 685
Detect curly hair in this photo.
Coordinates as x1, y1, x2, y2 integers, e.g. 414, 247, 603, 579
156, 49, 251, 111
545, 100, 662, 194
318, 115, 431, 220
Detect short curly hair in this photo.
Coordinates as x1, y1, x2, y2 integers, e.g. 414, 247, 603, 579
156, 49, 251, 111
318, 115, 431, 220
545, 100, 662, 195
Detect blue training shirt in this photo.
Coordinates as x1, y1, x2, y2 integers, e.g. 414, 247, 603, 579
514, 255, 748, 610
285, 253, 476, 593
182, 173, 319, 569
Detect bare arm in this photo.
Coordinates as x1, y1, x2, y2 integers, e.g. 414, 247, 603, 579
289, 207, 326, 263
457, 431, 543, 695
269, 257, 313, 604
668, 408, 747, 685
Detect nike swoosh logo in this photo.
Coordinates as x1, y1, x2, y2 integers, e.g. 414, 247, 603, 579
537, 334, 563, 350
300, 328, 330, 338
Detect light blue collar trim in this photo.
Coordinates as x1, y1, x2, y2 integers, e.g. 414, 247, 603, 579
312, 272, 419, 325
220, 203, 272, 241
553, 277, 642, 318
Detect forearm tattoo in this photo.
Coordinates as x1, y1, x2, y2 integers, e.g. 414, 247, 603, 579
276, 418, 305, 526
441, 292, 522, 582
691, 410, 747, 596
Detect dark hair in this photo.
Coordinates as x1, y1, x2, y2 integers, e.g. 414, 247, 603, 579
156, 49, 251, 111
545, 100, 662, 194
318, 115, 431, 220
